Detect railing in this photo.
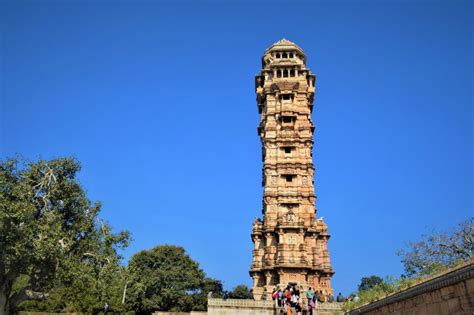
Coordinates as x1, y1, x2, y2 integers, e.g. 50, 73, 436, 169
277, 217, 305, 228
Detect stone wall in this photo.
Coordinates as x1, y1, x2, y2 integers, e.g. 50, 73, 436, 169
17, 301, 342, 315
207, 298, 343, 315
19, 312, 206, 315
153, 312, 207, 315
347, 262, 474, 315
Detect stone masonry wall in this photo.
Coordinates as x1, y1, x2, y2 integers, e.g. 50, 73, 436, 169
153, 312, 207, 315
207, 298, 343, 315
348, 262, 474, 315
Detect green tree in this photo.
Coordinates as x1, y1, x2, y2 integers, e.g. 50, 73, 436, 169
229, 285, 252, 299
126, 245, 205, 313
201, 278, 224, 298
192, 277, 224, 311
397, 218, 473, 277
0, 157, 129, 315
358, 275, 384, 291
20, 264, 128, 313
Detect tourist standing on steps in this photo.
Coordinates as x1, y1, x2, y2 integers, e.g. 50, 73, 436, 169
284, 288, 292, 315
327, 293, 334, 303
317, 290, 325, 303
272, 287, 279, 308
336, 292, 344, 302
301, 298, 308, 315
294, 285, 300, 298
313, 290, 321, 314
278, 288, 283, 307
285, 297, 291, 315
306, 287, 314, 315
295, 298, 302, 315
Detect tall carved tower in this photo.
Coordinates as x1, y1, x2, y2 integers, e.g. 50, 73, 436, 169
250, 39, 334, 300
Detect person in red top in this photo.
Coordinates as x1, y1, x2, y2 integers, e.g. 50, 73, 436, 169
272, 287, 280, 308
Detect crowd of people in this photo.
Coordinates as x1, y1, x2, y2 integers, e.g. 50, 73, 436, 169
271, 285, 348, 315
218, 284, 358, 315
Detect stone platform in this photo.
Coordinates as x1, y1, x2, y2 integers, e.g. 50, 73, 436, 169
207, 298, 343, 315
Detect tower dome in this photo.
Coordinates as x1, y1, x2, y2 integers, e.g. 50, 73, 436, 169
265, 38, 306, 57
261, 38, 307, 68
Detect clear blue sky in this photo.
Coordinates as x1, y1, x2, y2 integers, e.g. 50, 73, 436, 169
1, 0, 472, 295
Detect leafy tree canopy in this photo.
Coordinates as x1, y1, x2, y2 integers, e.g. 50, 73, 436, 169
192, 277, 224, 311
126, 245, 206, 313
0, 157, 129, 315
229, 284, 252, 299
358, 275, 384, 291
397, 218, 473, 277
201, 278, 224, 298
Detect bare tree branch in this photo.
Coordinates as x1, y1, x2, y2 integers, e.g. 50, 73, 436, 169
9, 287, 48, 311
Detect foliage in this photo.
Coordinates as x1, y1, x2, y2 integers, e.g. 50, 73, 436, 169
397, 218, 473, 277
201, 278, 224, 298
0, 157, 129, 315
192, 277, 224, 311
229, 284, 252, 299
358, 275, 383, 291
342, 276, 416, 311
19, 264, 128, 313
126, 245, 206, 313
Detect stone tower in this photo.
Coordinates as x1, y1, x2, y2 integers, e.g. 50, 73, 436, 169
250, 39, 334, 300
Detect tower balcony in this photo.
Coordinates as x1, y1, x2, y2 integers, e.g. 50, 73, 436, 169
264, 188, 315, 199
307, 263, 334, 274
250, 260, 263, 270
275, 250, 309, 266
271, 58, 303, 66
264, 245, 277, 255
264, 256, 277, 267
277, 243, 307, 251
265, 80, 303, 93
276, 218, 305, 229
265, 186, 313, 194
263, 160, 315, 168
271, 76, 300, 83
252, 225, 263, 235
264, 187, 302, 196
272, 130, 314, 141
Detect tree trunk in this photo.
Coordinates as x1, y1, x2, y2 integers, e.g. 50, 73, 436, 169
0, 281, 9, 315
